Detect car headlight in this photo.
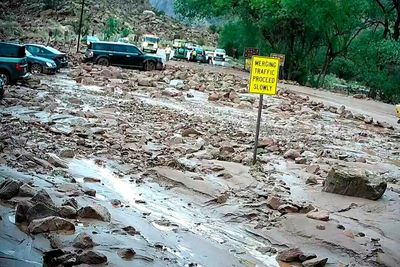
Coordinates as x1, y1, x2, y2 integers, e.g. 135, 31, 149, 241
143, 42, 148, 46
46, 62, 52, 67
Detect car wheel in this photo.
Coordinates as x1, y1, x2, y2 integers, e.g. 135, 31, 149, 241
0, 86, 4, 100
0, 71, 10, 85
144, 61, 156, 71
97, 57, 110, 66
30, 63, 43, 74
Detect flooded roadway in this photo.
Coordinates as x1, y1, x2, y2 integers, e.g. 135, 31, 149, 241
1, 66, 400, 267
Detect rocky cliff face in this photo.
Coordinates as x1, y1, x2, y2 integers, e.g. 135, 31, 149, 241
149, 0, 175, 17
0, 0, 217, 45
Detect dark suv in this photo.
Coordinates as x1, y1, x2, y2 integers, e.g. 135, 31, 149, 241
0, 42, 29, 85
84, 41, 165, 71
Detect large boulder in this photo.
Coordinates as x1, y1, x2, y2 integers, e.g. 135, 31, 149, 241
0, 179, 21, 200
31, 189, 55, 206
323, 168, 387, 200
26, 203, 58, 223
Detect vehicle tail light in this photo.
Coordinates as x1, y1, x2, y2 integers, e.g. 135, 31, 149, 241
86, 50, 94, 58
16, 64, 24, 71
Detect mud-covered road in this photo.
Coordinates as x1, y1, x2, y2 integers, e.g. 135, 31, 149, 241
0, 61, 399, 267
171, 60, 399, 129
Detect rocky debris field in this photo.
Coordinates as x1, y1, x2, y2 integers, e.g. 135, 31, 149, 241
0, 60, 400, 267
1, 0, 217, 46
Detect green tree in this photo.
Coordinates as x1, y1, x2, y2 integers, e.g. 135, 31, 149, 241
175, 0, 400, 103
103, 17, 120, 41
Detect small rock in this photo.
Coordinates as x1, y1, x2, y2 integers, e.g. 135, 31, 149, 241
0, 179, 21, 200
58, 205, 77, 219
59, 149, 75, 158
302, 257, 328, 267
266, 196, 284, 210
307, 210, 330, 221
344, 230, 355, 239
77, 251, 107, 265
278, 204, 299, 213
117, 248, 136, 260
305, 165, 320, 174
84, 188, 96, 197
73, 233, 95, 249
47, 153, 68, 168
208, 93, 220, 101
284, 149, 301, 160
295, 157, 306, 164
276, 248, 305, 262
78, 205, 111, 222
62, 198, 78, 209
169, 79, 184, 88
316, 225, 325, 230
364, 116, 373, 124
28, 216, 75, 234
182, 128, 202, 137
306, 175, 318, 185
111, 199, 121, 206
122, 226, 138, 236
83, 177, 101, 183
138, 77, 153, 87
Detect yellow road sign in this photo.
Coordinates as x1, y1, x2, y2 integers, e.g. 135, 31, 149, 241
249, 56, 280, 95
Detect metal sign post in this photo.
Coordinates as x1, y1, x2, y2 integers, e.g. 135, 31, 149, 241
252, 94, 264, 164
248, 56, 280, 165
76, 0, 85, 53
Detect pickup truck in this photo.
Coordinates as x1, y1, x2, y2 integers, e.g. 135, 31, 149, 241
0, 42, 29, 85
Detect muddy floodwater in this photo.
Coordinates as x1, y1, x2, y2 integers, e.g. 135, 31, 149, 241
1, 64, 399, 267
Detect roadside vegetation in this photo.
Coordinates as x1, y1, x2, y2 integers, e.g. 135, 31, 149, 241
175, 0, 400, 103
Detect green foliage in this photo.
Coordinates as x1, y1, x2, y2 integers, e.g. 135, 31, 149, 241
103, 17, 120, 41
121, 28, 130, 38
175, 0, 400, 103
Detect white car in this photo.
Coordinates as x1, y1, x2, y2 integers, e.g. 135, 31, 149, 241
214, 49, 226, 61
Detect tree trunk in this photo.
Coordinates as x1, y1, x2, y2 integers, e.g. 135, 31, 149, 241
316, 48, 331, 88
393, 0, 400, 40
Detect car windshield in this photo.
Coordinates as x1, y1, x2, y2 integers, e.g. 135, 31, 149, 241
45, 46, 62, 54
216, 49, 225, 53
144, 37, 159, 43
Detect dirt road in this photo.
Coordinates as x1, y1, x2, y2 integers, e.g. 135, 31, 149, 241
170, 60, 399, 128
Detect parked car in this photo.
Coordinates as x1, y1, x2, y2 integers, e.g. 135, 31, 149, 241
214, 48, 226, 61
0, 42, 29, 85
26, 50, 57, 74
84, 41, 165, 71
0, 76, 4, 100
25, 44, 68, 68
